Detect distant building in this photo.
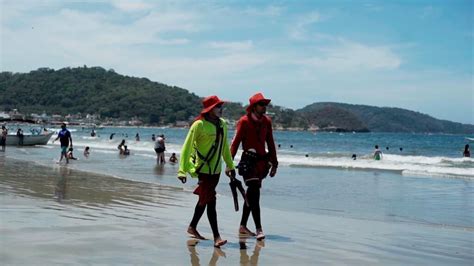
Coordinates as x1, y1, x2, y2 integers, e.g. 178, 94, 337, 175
0, 112, 10, 119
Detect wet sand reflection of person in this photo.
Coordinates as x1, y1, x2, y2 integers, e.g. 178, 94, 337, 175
154, 164, 166, 176
54, 166, 71, 202
186, 240, 226, 266
239, 236, 263, 265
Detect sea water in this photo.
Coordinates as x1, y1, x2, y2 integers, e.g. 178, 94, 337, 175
1, 125, 473, 264
3, 126, 473, 227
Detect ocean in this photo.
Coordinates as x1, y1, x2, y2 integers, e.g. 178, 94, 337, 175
1, 125, 473, 265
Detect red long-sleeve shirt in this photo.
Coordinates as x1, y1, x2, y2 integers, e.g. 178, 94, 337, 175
230, 114, 278, 167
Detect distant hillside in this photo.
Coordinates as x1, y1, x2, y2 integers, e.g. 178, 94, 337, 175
1, 67, 472, 133
0, 66, 202, 124
298, 102, 474, 134
0, 67, 309, 128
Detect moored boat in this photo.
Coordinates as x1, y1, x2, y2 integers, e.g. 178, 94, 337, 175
5, 132, 54, 146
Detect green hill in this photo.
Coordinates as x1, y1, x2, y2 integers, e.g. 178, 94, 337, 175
1, 67, 472, 133
297, 102, 474, 134
0, 66, 202, 124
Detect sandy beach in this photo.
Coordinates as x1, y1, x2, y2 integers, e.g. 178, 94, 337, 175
1, 155, 472, 265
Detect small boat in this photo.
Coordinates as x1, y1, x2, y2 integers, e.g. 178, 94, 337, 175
5, 132, 54, 146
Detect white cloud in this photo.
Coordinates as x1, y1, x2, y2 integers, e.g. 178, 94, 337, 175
296, 41, 402, 71
289, 11, 323, 40
244, 5, 283, 17
156, 38, 189, 45
110, 0, 152, 12
133, 11, 201, 33
208, 40, 253, 51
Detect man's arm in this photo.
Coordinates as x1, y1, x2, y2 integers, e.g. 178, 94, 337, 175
177, 121, 199, 183
230, 118, 245, 159
68, 131, 73, 146
266, 118, 278, 177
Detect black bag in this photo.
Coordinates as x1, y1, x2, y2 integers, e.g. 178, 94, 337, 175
237, 150, 258, 177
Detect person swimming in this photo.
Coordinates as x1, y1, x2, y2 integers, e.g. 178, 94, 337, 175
373, 145, 383, 160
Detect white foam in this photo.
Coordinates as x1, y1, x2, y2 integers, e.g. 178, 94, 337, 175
278, 153, 474, 179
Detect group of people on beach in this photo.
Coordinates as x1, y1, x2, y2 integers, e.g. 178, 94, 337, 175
178, 92, 278, 248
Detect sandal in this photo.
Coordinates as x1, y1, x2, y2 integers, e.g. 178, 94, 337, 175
256, 229, 265, 241
187, 226, 206, 240
239, 226, 256, 236
214, 239, 228, 248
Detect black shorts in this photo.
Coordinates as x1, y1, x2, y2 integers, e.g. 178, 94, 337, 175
0, 138, 5, 146
154, 148, 165, 153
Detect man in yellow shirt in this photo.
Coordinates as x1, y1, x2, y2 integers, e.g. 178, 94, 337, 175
178, 95, 236, 248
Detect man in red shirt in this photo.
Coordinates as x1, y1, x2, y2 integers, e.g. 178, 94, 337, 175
230, 92, 278, 241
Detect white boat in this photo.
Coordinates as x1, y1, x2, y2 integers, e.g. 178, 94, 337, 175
5, 132, 54, 146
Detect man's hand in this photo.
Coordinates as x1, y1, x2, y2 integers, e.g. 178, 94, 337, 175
269, 166, 277, 177
225, 169, 236, 180
178, 176, 187, 184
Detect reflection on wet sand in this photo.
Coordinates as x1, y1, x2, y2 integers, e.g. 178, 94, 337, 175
0, 157, 187, 221
54, 166, 70, 202
239, 236, 264, 265
185, 236, 264, 266
186, 239, 227, 266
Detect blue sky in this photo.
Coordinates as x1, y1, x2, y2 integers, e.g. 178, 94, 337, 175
1, 0, 472, 123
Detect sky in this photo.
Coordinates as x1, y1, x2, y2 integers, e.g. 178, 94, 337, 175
1, 0, 473, 124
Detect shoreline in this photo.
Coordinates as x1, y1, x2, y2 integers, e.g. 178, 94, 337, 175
1, 156, 473, 265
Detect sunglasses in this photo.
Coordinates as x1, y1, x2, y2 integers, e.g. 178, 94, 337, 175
215, 104, 224, 109
257, 102, 268, 107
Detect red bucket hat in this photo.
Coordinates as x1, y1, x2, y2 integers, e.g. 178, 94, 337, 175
201, 95, 225, 114
246, 93, 271, 113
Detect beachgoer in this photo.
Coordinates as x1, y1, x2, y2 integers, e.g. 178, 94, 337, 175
463, 144, 470, 157
84, 146, 90, 158
231, 92, 278, 241
16, 128, 24, 146
122, 145, 130, 155
386, 147, 389, 150
91, 129, 96, 137
118, 139, 126, 154
352, 154, 357, 160
53, 123, 73, 164
1, 125, 7, 152
373, 145, 383, 160
154, 134, 166, 164
109, 133, 115, 140
152, 134, 156, 142
66, 147, 78, 160
135, 133, 140, 141
399, 147, 403, 151
169, 152, 178, 163
177, 95, 236, 248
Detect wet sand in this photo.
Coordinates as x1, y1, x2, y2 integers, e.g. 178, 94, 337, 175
0, 156, 472, 265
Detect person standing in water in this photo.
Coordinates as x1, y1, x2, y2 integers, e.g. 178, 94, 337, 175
463, 144, 470, 157
177, 95, 236, 248
231, 92, 278, 241
154, 134, 166, 164
53, 122, 73, 164
373, 145, 383, 160
1, 125, 8, 152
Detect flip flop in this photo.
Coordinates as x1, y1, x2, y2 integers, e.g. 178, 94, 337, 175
214, 239, 227, 248
187, 227, 206, 240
